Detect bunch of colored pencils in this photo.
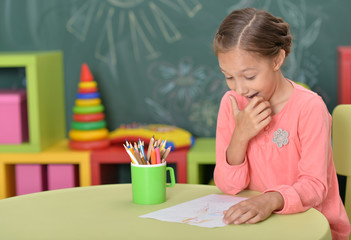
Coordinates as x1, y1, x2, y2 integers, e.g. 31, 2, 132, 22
123, 137, 172, 165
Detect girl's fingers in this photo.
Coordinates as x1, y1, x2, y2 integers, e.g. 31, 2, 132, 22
229, 95, 240, 117
223, 206, 236, 223
245, 213, 264, 224
256, 108, 272, 123
245, 96, 265, 112
252, 101, 271, 116
257, 115, 272, 130
223, 206, 248, 224
233, 210, 257, 225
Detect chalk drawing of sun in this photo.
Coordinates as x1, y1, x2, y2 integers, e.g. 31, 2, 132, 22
66, 0, 202, 67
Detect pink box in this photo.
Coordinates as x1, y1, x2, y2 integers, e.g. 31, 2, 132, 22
47, 164, 79, 190
15, 164, 47, 195
0, 89, 28, 144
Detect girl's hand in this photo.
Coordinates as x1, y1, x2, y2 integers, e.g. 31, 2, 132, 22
223, 192, 284, 225
229, 95, 272, 142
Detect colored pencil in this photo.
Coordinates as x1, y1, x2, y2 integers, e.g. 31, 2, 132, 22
139, 152, 147, 165
147, 137, 155, 161
124, 137, 171, 165
139, 139, 147, 160
155, 147, 161, 164
162, 146, 172, 162
123, 144, 138, 165
151, 149, 156, 165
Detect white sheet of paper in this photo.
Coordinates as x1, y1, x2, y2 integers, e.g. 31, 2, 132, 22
139, 194, 247, 228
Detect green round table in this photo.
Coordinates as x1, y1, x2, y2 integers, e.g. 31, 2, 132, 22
0, 184, 331, 240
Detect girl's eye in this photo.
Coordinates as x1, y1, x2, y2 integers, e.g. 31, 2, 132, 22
246, 76, 256, 80
225, 76, 233, 80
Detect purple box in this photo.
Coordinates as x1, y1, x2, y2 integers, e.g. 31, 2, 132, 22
47, 164, 79, 190
0, 89, 28, 144
15, 164, 47, 196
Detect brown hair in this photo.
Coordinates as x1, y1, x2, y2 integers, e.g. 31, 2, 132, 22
213, 8, 292, 58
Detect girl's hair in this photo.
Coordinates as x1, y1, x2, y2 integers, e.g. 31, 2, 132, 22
213, 8, 292, 58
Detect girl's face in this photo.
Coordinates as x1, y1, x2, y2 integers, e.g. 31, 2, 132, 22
217, 47, 281, 102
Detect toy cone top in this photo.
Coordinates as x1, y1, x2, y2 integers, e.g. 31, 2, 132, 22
80, 63, 94, 82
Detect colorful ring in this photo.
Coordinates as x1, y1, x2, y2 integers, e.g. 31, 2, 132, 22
69, 139, 110, 150
69, 128, 109, 141
78, 87, 98, 93
73, 105, 104, 114
73, 113, 105, 122
79, 81, 97, 89
76, 92, 100, 99
71, 120, 106, 130
75, 98, 101, 107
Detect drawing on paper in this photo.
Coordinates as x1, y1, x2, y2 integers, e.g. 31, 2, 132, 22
181, 203, 223, 224
139, 194, 247, 228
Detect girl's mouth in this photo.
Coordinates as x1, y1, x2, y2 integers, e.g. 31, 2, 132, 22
247, 92, 259, 99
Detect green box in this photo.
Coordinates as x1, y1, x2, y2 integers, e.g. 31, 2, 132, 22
0, 51, 65, 152
187, 138, 216, 184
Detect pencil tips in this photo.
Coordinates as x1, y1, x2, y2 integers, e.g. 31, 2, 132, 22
124, 137, 170, 165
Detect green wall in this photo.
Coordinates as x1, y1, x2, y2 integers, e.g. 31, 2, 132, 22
1, 0, 350, 137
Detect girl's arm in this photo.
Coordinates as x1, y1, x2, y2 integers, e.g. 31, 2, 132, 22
226, 95, 271, 165
214, 92, 271, 195
223, 191, 284, 224
221, 95, 331, 225
214, 92, 249, 195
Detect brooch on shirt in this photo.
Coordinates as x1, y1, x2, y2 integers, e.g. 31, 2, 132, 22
272, 128, 289, 148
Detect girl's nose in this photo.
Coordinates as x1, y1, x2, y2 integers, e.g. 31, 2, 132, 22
235, 83, 248, 96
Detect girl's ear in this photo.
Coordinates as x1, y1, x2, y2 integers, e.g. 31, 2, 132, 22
273, 49, 286, 71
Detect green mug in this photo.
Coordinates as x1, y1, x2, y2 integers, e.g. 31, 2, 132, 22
131, 162, 175, 204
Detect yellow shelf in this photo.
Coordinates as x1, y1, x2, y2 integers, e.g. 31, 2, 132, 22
0, 140, 91, 199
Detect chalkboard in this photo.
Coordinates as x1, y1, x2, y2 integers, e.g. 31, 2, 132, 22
1, 0, 351, 137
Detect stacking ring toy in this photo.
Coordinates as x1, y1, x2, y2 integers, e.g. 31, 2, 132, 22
69, 139, 110, 150
73, 105, 104, 114
73, 113, 105, 122
79, 81, 97, 89
75, 98, 101, 107
76, 92, 100, 99
69, 128, 109, 141
71, 120, 106, 130
78, 87, 98, 93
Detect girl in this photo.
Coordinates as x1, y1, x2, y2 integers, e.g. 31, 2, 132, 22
213, 8, 350, 240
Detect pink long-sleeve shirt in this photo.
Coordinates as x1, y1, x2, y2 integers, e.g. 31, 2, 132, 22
214, 81, 350, 240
